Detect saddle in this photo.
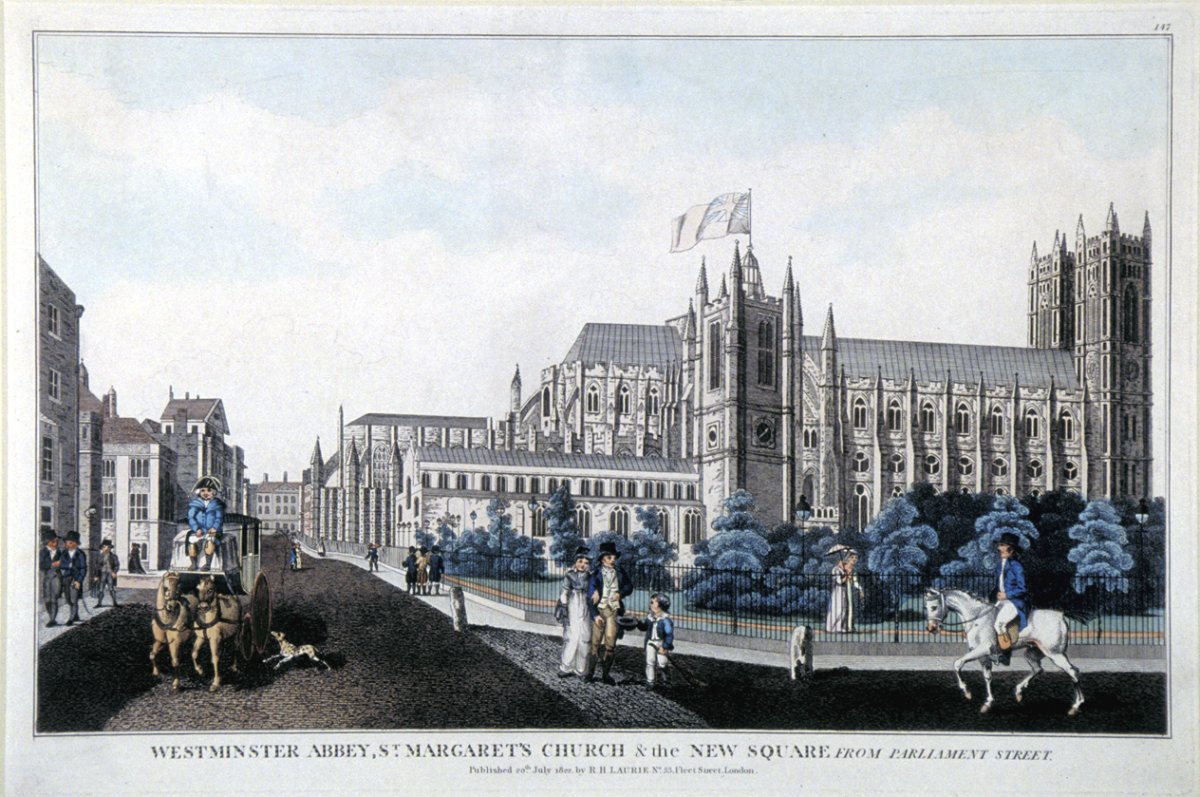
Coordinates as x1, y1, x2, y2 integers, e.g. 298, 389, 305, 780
997, 620, 1020, 650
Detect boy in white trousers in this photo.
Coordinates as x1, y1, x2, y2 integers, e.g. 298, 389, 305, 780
636, 592, 675, 690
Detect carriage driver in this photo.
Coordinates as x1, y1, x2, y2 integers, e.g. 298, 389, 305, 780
187, 476, 226, 571
991, 532, 1030, 666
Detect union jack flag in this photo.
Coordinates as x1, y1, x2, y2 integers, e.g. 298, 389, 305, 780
671, 192, 751, 252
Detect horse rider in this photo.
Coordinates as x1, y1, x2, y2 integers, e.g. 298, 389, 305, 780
93, 539, 120, 607
40, 529, 63, 627
187, 476, 225, 571
990, 531, 1030, 666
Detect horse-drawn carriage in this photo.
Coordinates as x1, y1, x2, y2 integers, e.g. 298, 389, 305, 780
151, 513, 273, 691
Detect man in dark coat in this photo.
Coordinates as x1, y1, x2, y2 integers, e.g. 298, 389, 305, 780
93, 539, 120, 607
39, 530, 63, 627
402, 546, 418, 593
428, 545, 445, 595
365, 543, 380, 572
586, 541, 633, 684
59, 531, 88, 625
990, 532, 1030, 666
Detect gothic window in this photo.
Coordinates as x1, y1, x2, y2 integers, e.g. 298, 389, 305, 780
990, 406, 1005, 436
102, 458, 116, 478
673, 484, 683, 500
955, 402, 971, 435
405, 477, 412, 501
657, 511, 670, 542
708, 323, 723, 390
530, 477, 540, 493
515, 476, 526, 493
420, 473, 430, 488
991, 458, 1009, 477
575, 507, 592, 537
887, 400, 903, 431
891, 486, 904, 497
586, 384, 600, 414
1028, 460, 1044, 479
854, 484, 871, 530
1024, 408, 1040, 439
920, 402, 936, 433
889, 453, 905, 474
594, 480, 604, 497
548, 478, 558, 493
1063, 461, 1079, 481
757, 320, 776, 386
686, 484, 696, 501
561, 479, 572, 494
627, 480, 637, 497
656, 483, 665, 499
957, 456, 974, 477
643, 481, 653, 498
853, 397, 869, 429
853, 451, 870, 472
496, 476, 507, 493
541, 386, 552, 417
580, 480, 590, 497
618, 385, 631, 415
609, 507, 630, 537
803, 427, 817, 448
1060, 410, 1076, 441
102, 492, 114, 520
532, 507, 546, 537
456, 474, 468, 490
437, 473, 448, 489
995, 487, 1007, 496
615, 481, 625, 498
683, 511, 703, 545
923, 455, 941, 476
1123, 284, 1139, 343
648, 387, 661, 416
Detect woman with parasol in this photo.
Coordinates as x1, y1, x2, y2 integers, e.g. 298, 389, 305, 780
825, 544, 865, 633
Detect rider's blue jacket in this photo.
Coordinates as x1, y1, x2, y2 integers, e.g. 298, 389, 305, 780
187, 497, 225, 543
995, 557, 1029, 629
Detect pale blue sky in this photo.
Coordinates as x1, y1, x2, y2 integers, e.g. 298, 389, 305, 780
34, 34, 1170, 476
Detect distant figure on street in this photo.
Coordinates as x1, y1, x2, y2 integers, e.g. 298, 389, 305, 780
416, 547, 431, 594
555, 546, 593, 678
826, 547, 864, 633
365, 543, 380, 572
40, 530, 63, 627
59, 531, 88, 625
636, 593, 675, 690
289, 543, 303, 571
428, 546, 445, 595
127, 543, 146, 574
187, 475, 225, 571
93, 539, 120, 607
403, 546, 418, 594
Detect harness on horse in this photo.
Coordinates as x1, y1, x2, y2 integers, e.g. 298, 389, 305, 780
930, 591, 993, 629
153, 602, 185, 631
193, 597, 241, 631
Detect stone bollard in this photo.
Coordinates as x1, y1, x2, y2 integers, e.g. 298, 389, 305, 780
789, 624, 814, 681
450, 586, 469, 633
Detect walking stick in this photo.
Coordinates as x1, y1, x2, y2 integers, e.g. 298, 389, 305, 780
655, 645, 708, 689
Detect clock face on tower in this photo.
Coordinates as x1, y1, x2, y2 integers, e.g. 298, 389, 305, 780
1124, 361, 1140, 384
754, 418, 776, 448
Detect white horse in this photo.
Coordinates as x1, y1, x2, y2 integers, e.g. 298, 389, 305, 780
923, 588, 1083, 716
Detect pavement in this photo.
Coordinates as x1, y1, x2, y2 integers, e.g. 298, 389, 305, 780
38, 585, 153, 648
311, 546, 1167, 674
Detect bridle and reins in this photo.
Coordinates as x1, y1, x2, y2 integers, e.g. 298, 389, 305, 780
925, 589, 993, 632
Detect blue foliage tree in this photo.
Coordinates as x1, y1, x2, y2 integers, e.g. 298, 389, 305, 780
1067, 501, 1135, 594
627, 505, 678, 592
443, 498, 545, 578
940, 495, 1039, 580
415, 526, 438, 551
863, 496, 938, 614
545, 484, 583, 566
684, 491, 774, 613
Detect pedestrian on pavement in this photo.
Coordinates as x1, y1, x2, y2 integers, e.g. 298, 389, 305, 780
416, 547, 431, 595
428, 546, 445, 595
127, 543, 146, 574
555, 546, 593, 678
290, 543, 303, 571
586, 541, 633, 685
825, 546, 864, 633
403, 546, 418, 594
636, 592, 675, 690
187, 475, 225, 571
40, 530, 63, 627
93, 539, 120, 608
989, 532, 1030, 666
365, 543, 380, 572
59, 531, 88, 626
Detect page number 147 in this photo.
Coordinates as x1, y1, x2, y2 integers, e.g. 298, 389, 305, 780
1154, 23, 1171, 31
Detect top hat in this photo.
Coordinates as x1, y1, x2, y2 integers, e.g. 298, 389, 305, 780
996, 532, 1022, 550
64, 531, 81, 544
408, 546, 417, 553
597, 541, 620, 559
572, 545, 592, 561
100, 539, 113, 549
194, 475, 223, 493
41, 528, 59, 544
616, 615, 640, 630
419, 547, 428, 554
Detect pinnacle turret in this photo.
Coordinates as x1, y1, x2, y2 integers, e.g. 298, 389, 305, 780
695, 257, 709, 296
821, 304, 837, 350
310, 437, 323, 465
1105, 202, 1119, 233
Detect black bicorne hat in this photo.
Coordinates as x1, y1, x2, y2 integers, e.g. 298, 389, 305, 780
194, 475, 223, 493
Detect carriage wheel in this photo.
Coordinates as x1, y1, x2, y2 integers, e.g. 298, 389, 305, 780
250, 571, 273, 656
238, 613, 255, 661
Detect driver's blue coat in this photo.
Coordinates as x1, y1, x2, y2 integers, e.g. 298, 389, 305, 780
994, 558, 1030, 630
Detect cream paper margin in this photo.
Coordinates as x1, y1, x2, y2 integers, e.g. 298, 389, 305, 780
2, 3, 1197, 795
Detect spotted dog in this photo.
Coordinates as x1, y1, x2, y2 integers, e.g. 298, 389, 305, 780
264, 631, 330, 672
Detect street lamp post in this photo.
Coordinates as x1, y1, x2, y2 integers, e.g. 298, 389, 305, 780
1134, 498, 1150, 611
795, 495, 813, 568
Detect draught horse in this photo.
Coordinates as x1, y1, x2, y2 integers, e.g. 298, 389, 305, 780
923, 588, 1084, 716
192, 576, 244, 692
150, 572, 197, 692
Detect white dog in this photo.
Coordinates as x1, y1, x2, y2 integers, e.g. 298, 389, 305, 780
789, 624, 814, 681
264, 630, 330, 672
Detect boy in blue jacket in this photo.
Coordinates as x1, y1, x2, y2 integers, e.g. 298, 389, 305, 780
187, 476, 225, 571
636, 592, 675, 690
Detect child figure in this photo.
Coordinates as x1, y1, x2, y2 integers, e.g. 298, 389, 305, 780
636, 592, 675, 690
187, 476, 225, 571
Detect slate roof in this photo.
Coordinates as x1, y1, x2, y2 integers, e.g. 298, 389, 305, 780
79, 384, 102, 414
563, 324, 682, 368
412, 447, 697, 475
801, 336, 1080, 389
102, 417, 160, 446
347, 413, 490, 429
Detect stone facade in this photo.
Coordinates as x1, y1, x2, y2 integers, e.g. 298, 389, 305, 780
38, 255, 81, 540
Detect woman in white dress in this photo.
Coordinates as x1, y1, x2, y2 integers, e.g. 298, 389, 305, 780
555, 546, 593, 677
826, 548, 865, 633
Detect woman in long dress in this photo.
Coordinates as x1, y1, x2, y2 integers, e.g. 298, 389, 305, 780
555, 546, 593, 677
826, 549, 864, 633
